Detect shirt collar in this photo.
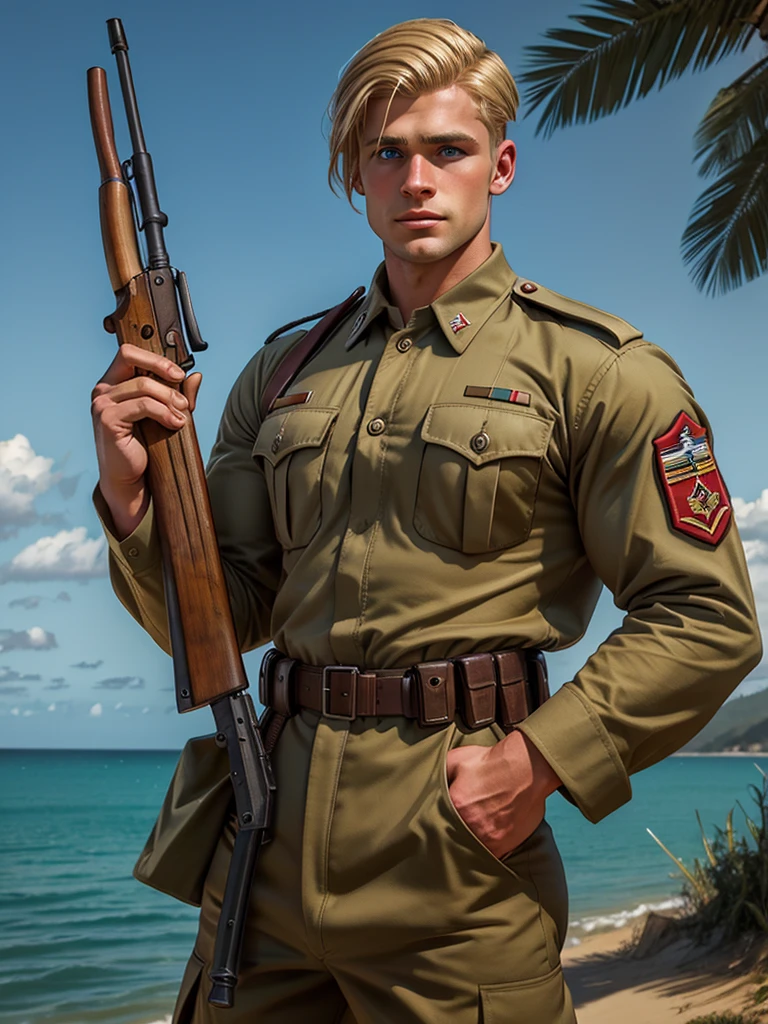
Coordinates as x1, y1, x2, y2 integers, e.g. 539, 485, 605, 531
345, 243, 516, 354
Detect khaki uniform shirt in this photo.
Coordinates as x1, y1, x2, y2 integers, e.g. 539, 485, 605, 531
97, 244, 761, 825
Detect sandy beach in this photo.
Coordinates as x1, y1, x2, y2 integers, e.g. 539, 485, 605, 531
564, 917, 768, 1022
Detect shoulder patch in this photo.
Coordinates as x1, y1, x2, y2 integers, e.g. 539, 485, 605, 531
512, 278, 643, 348
653, 411, 731, 546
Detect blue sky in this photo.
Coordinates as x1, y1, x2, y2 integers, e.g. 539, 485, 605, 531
1, 1, 766, 749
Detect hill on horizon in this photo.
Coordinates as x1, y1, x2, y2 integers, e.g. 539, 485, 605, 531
683, 684, 768, 753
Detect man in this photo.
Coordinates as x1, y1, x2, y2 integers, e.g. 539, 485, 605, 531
91, 18, 761, 1023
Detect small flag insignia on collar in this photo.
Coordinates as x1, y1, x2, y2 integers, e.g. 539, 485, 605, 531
464, 386, 531, 407
449, 312, 471, 334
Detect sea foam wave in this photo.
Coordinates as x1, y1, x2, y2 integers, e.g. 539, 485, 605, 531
569, 896, 686, 936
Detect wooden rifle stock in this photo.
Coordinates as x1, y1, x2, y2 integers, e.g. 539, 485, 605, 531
87, 66, 246, 711
89, 28, 280, 1010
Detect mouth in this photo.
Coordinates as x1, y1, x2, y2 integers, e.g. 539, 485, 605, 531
396, 211, 445, 230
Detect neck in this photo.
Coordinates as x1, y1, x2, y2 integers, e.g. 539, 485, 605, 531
384, 230, 492, 324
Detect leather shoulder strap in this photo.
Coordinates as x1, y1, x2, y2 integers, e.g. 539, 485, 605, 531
260, 286, 365, 419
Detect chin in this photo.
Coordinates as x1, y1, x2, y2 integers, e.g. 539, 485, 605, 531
395, 238, 458, 264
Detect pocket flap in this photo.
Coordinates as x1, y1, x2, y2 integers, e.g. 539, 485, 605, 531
480, 964, 573, 1023
422, 403, 552, 466
253, 407, 339, 467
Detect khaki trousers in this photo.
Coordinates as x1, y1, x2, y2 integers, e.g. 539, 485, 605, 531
174, 710, 575, 1023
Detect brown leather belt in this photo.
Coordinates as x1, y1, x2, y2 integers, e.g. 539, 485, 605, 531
259, 649, 549, 731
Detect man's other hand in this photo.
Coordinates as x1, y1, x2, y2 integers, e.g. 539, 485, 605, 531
445, 730, 561, 860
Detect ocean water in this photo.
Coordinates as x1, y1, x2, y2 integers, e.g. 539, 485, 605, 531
1, 749, 766, 1023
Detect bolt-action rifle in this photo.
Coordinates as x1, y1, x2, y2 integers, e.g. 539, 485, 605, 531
87, 18, 275, 1009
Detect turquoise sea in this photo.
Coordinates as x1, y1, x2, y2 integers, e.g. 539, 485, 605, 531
2, 749, 767, 1024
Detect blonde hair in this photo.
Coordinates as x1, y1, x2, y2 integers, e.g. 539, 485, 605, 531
328, 19, 519, 205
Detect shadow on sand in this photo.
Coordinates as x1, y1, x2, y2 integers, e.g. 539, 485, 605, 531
564, 921, 767, 1019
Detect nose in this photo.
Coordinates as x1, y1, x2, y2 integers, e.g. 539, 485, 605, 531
400, 155, 436, 199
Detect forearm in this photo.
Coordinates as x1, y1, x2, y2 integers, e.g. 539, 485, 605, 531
99, 477, 149, 541
519, 573, 762, 823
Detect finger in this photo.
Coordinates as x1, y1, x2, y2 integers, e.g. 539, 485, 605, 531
101, 375, 188, 411
99, 343, 187, 388
102, 395, 188, 431
182, 372, 202, 412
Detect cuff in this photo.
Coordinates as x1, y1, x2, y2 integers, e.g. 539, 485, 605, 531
516, 682, 631, 823
93, 485, 162, 575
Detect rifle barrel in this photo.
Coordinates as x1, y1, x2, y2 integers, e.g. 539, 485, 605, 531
106, 18, 170, 269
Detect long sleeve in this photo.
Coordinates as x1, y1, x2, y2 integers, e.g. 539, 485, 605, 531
518, 342, 762, 823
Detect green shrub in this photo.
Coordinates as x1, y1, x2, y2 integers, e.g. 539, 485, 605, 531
684, 1015, 762, 1024
649, 770, 768, 942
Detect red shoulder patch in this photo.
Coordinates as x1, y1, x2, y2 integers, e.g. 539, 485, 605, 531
653, 412, 731, 545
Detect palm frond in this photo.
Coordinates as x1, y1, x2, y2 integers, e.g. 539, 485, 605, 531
521, 0, 755, 137
682, 129, 768, 293
696, 57, 768, 177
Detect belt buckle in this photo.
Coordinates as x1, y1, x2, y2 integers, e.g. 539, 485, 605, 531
321, 665, 359, 721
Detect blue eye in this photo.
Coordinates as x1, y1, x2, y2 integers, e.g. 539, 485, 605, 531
378, 147, 402, 160
440, 146, 464, 158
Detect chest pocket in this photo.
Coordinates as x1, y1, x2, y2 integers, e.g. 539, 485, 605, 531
414, 403, 553, 555
252, 406, 339, 550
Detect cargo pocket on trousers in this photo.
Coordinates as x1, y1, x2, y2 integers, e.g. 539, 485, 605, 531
414, 403, 552, 554
252, 406, 339, 550
172, 948, 206, 1024
479, 964, 574, 1023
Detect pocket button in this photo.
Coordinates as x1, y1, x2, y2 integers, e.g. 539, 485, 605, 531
367, 417, 386, 436
470, 430, 490, 454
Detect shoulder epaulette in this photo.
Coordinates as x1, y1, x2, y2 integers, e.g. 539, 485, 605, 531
512, 277, 643, 348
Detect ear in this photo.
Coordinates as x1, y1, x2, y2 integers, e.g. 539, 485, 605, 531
352, 166, 365, 196
489, 140, 516, 196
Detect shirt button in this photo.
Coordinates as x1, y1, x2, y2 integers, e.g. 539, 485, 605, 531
470, 431, 490, 454
396, 337, 412, 353
127, 547, 140, 558
367, 417, 386, 436
520, 281, 538, 294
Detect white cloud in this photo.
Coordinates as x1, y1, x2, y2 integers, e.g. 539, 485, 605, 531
735, 498, 768, 613
0, 528, 106, 583
0, 627, 57, 652
47, 703, 55, 712
10, 707, 19, 716
0, 436, 56, 537
95, 676, 144, 691
89, 703, 103, 717
734, 493, 768, 690
22, 709, 32, 717
734, 490, 768, 540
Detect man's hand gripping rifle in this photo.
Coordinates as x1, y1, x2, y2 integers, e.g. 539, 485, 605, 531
87, 18, 275, 1009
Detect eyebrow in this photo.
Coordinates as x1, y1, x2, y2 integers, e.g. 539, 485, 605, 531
364, 132, 479, 148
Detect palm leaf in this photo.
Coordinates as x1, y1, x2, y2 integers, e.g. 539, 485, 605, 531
521, 0, 755, 137
682, 128, 768, 293
696, 56, 768, 177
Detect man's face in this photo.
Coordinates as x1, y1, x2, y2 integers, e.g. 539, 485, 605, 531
355, 85, 515, 265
